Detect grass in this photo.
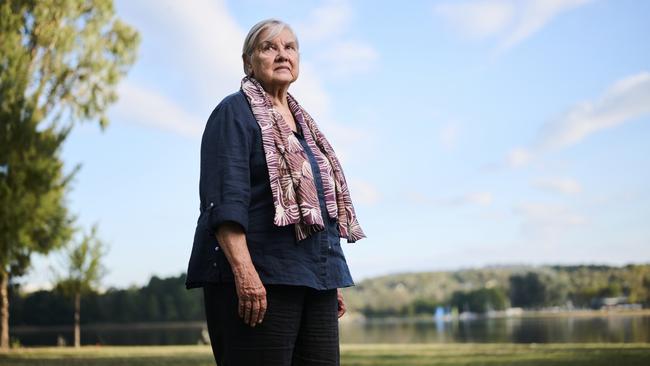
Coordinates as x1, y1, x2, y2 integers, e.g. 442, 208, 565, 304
0, 343, 649, 366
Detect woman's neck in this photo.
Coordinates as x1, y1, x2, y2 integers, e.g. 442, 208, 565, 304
258, 80, 290, 108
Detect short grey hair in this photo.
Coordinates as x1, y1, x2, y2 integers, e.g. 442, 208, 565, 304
242, 19, 299, 76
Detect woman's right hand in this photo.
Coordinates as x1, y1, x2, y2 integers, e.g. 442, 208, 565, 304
215, 221, 267, 327
233, 264, 267, 327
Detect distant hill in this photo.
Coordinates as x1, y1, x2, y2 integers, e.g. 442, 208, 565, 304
341, 264, 650, 317
10, 264, 650, 325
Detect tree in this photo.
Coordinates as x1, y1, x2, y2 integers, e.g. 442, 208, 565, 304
0, 0, 139, 349
509, 272, 547, 308
54, 225, 107, 348
449, 287, 508, 314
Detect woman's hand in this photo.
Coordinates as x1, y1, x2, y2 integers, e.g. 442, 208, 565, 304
233, 264, 267, 327
216, 222, 267, 327
337, 288, 346, 318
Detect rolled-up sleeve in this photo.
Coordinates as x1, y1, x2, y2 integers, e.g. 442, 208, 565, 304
199, 100, 251, 236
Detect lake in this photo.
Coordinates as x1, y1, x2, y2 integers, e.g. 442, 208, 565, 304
11, 314, 650, 346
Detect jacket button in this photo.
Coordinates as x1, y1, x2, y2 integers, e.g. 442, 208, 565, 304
212, 262, 217, 267
215, 246, 220, 251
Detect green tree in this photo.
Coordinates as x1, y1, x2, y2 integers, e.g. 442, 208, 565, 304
449, 287, 508, 313
53, 225, 107, 348
509, 272, 546, 308
0, 0, 139, 349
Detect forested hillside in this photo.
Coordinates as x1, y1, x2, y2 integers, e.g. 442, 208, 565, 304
10, 264, 649, 325
344, 264, 650, 316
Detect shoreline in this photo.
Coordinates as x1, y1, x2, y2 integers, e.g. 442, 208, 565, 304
10, 308, 650, 331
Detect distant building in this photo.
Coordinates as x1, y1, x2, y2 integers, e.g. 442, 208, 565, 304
592, 296, 642, 310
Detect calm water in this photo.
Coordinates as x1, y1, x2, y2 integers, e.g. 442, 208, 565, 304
11, 315, 650, 346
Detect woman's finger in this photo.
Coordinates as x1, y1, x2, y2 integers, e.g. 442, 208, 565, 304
257, 296, 267, 324
338, 301, 346, 318
243, 298, 253, 324
250, 297, 260, 327
337, 291, 346, 318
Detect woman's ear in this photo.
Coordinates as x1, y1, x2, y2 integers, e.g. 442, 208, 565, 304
242, 54, 254, 76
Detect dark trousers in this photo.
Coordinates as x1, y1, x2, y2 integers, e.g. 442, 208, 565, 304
203, 282, 340, 366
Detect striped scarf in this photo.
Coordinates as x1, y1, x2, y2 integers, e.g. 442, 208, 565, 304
240, 76, 366, 243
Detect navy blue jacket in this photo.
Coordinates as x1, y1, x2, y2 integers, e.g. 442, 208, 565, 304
185, 91, 354, 290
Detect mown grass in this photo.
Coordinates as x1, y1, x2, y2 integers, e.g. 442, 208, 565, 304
0, 343, 649, 366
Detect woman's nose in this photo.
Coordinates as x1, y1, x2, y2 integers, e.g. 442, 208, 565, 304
276, 48, 289, 61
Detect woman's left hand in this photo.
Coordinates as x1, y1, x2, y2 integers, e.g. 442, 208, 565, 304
336, 288, 346, 318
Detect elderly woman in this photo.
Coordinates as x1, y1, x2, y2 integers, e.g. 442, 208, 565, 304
185, 19, 365, 366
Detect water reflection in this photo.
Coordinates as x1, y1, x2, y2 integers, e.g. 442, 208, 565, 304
11, 315, 650, 346
339, 315, 650, 344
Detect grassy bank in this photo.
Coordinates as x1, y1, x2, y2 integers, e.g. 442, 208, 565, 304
1, 343, 649, 366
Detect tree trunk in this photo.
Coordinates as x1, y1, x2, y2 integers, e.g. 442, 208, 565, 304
74, 292, 80, 348
0, 270, 9, 350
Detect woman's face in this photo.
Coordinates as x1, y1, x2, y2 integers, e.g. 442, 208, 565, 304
248, 28, 299, 88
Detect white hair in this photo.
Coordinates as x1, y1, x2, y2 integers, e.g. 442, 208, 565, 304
242, 19, 299, 76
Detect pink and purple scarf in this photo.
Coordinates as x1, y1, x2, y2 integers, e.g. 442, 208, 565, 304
241, 76, 366, 243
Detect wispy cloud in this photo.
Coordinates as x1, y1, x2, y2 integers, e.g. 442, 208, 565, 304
438, 122, 461, 150
296, 0, 378, 77
295, 0, 352, 42
409, 191, 493, 207
508, 71, 650, 167
317, 40, 379, 76
114, 0, 373, 152
538, 71, 650, 150
514, 202, 586, 242
534, 177, 582, 195
114, 81, 203, 138
433, 0, 593, 51
349, 179, 381, 205
434, 0, 514, 39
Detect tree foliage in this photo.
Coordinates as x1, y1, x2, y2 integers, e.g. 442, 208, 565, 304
54, 225, 107, 298
52, 225, 107, 347
0, 0, 139, 349
11, 274, 205, 326
450, 287, 509, 313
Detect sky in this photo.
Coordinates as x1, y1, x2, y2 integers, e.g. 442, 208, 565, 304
22, 0, 650, 291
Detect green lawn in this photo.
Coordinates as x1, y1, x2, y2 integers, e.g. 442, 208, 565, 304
0, 343, 649, 366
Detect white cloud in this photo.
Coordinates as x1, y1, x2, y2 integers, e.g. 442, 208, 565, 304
507, 71, 650, 167
507, 147, 532, 167
295, 0, 378, 78
534, 177, 582, 195
317, 40, 379, 76
539, 71, 650, 150
499, 0, 592, 51
113, 0, 373, 152
409, 191, 493, 207
465, 192, 494, 206
438, 123, 460, 150
295, 0, 352, 42
434, 0, 514, 39
122, 0, 245, 103
514, 202, 586, 242
349, 179, 380, 205
114, 81, 203, 138
433, 0, 593, 51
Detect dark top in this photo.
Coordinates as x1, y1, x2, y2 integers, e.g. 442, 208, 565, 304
185, 90, 354, 291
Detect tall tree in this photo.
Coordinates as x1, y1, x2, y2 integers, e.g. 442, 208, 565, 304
0, 0, 139, 349
509, 272, 547, 308
54, 225, 107, 348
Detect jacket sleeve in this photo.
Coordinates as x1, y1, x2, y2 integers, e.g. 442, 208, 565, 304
199, 100, 251, 236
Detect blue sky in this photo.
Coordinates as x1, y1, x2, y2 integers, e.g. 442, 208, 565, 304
23, 0, 650, 290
